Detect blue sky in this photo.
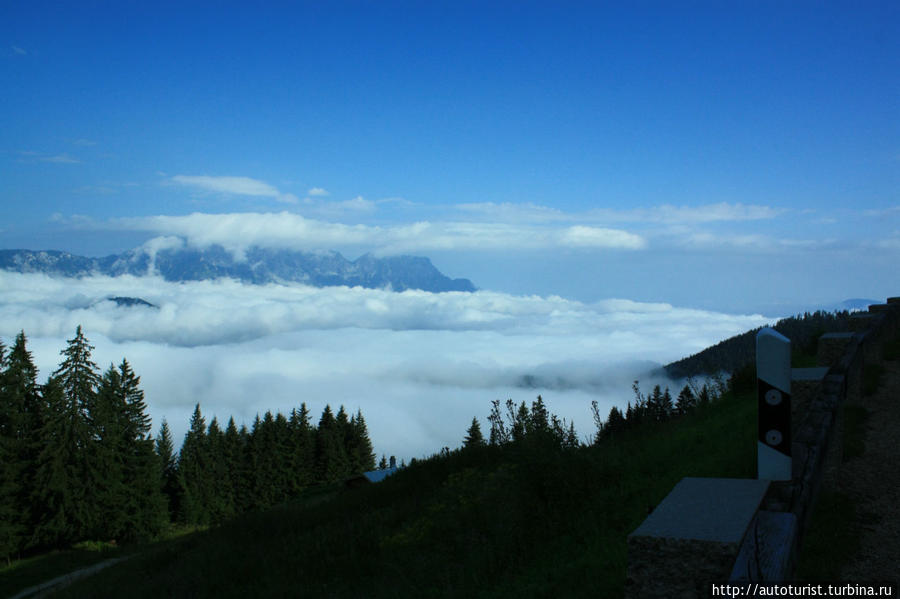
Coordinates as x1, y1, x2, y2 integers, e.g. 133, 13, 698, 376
2, 2, 898, 313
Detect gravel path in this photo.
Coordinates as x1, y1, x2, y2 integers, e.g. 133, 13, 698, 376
8, 556, 131, 599
837, 357, 900, 583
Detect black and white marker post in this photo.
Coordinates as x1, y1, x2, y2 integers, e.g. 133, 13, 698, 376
757, 327, 792, 481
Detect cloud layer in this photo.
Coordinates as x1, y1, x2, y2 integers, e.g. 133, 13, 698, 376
0, 272, 770, 459
113, 211, 647, 255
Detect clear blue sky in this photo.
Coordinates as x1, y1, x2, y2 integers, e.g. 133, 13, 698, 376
2, 1, 898, 313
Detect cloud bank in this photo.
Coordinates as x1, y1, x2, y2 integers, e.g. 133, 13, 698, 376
112, 211, 647, 255
0, 272, 770, 460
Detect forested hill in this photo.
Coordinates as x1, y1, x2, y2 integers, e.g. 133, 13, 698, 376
664, 310, 853, 378
0, 246, 476, 293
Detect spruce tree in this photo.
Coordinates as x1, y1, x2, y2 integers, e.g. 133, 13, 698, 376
675, 385, 696, 415
116, 359, 167, 540
314, 405, 349, 483
32, 327, 101, 546
0, 338, 22, 563
288, 405, 314, 492
155, 419, 180, 521
178, 404, 211, 525
462, 417, 485, 448
2, 332, 43, 550
347, 409, 376, 474
92, 364, 129, 540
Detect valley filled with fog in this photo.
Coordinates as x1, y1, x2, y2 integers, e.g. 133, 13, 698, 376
0, 271, 772, 460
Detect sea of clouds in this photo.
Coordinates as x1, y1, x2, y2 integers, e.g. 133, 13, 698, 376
0, 271, 772, 461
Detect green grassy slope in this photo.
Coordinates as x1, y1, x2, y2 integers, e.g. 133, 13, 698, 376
54, 391, 757, 599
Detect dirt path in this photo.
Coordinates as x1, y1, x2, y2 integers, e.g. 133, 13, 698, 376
836, 357, 900, 583
8, 556, 131, 599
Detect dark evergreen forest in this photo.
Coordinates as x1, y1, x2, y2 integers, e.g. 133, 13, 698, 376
0, 327, 376, 564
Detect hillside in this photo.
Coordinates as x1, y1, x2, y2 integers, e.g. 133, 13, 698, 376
664, 310, 853, 378
48, 390, 757, 598
0, 246, 476, 293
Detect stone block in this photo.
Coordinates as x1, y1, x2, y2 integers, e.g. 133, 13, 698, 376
730, 511, 798, 582
817, 333, 855, 367
849, 312, 875, 331
791, 368, 828, 423
627, 477, 770, 599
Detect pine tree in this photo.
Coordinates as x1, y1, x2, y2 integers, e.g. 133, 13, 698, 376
487, 400, 508, 445
91, 364, 129, 540
660, 387, 674, 421
155, 419, 179, 521
207, 416, 235, 523
314, 405, 349, 483
675, 385, 696, 415
288, 405, 314, 492
603, 406, 626, 439
462, 417, 485, 448
2, 332, 43, 551
32, 327, 101, 546
0, 338, 23, 563
345, 409, 375, 474
222, 417, 246, 514
178, 404, 211, 525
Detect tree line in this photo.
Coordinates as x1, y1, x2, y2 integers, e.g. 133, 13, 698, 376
458, 376, 727, 455
0, 327, 376, 563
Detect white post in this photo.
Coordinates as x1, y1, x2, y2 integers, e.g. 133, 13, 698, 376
757, 328, 791, 481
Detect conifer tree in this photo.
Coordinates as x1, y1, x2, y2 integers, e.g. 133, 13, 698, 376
222, 417, 246, 514
32, 327, 101, 546
178, 403, 211, 525
314, 405, 349, 483
603, 406, 626, 439
92, 364, 129, 539
155, 419, 180, 521
206, 416, 235, 523
487, 400, 508, 445
675, 385, 696, 415
346, 409, 376, 473
0, 339, 22, 563
31, 376, 89, 547
3, 332, 43, 547
288, 405, 314, 492
462, 417, 485, 448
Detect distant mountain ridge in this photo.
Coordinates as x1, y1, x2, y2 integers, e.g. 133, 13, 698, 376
0, 246, 476, 293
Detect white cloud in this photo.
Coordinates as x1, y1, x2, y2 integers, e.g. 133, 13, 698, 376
560, 225, 646, 249
307, 187, 329, 197
39, 153, 81, 164
588, 202, 781, 224
455, 202, 568, 223
12, 45, 26, 55
454, 201, 780, 225
0, 272, 771, 459
110, 211, 647, 255
171, 175, 298, 204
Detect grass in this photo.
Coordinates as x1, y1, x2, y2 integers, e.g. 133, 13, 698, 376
52, 391, 758, 598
